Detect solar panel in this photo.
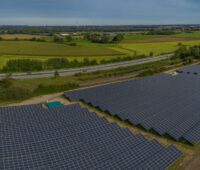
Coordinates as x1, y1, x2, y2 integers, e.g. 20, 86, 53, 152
0, 104, 182, 169
177, 65, 200, 75
65, 65, 200, 145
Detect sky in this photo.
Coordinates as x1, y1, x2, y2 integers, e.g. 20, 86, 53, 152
0, 0, 200, 25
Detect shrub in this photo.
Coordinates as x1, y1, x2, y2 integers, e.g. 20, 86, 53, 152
0, 79, 12, 88
3, 59, 44, 72
149, 52, 154, 56
34, 83, 80, 94
68, 43, 77, 46
137, 67, 166, 77
0, 87, 32, 101
54, 70, 59, 77
47, 58, 69, 69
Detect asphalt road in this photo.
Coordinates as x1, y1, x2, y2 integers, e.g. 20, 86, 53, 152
0, 54, 174, 80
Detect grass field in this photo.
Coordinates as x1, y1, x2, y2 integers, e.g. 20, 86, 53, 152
173, 31, 200, 39
0, 41, 121, 56
118, 40, 200, 56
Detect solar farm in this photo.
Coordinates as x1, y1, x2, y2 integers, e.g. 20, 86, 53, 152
0, 103, 182, 169
177, 65, 200, 75
3, 65, 200, 169
65, 65, 200, 146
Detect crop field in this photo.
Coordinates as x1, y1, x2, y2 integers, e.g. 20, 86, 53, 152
0, 41, 121, 56
0, 34, 48, 39
118, 40, 200, 56
174, 31, 200, 39
0, 32, 200, 69
123, 31, 200, 43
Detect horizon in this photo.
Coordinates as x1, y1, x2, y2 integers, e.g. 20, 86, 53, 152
1, 24, 200, 27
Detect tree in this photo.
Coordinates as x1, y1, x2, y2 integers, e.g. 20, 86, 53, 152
53, 35, 64, 43
190, 46, 200, 58
149, 52, 154, 56
112, 34, 124, 43
54, 70, 59, 77
65, 36, 73, 42
178, 42, 182, 46
101, 35, 112, 43
3, 59, 44, 72
83, 58, 90, 66
47, 58, 69, 69
85, 33, 112, 43
175, 46, 189, 59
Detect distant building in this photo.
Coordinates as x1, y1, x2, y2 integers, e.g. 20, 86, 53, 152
60, 32, 80, 36
60, 33, 70, 36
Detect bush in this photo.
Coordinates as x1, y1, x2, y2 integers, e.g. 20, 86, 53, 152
68, 43, 77, 46
34, 83, 80, 94
53, 35, 64, 43
137, 67, 166, 77
112, 34, 124, 43
54, 70, 59, 77
0, 87, 32, 101
47, 58, 69, 69
3, 59, 44, 72
149, 52, 154, 56
0, 79, 12, 88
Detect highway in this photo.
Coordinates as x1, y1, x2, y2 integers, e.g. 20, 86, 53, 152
0, 54, 174, 80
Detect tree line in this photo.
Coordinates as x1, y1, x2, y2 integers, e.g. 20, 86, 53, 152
2, 58, 96, 72
2, 55, 145, 73
84, 33, 124, 43
175, 44, 200, 59
1, 25, 200, 34
0, 36, 47, 42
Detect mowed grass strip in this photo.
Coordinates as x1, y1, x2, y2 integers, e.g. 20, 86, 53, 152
0, 41, 122, 56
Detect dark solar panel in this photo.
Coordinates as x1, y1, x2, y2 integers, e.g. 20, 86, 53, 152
65, 65, 200, 145
0, 104, 182, 169
177, 65, 200, 75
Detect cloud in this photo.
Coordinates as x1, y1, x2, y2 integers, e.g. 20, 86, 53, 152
0, 0, 200, 25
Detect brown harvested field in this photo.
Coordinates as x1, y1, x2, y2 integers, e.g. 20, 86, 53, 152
0, 34, 48, 39
125, 37, 200, 43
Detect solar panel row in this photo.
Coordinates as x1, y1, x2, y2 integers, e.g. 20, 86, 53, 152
65, 67, 200, 145
177, 65, 200, 75
0, 104, 181, 169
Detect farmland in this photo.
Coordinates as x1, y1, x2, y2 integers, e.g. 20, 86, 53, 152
0, 41, 121, 56
0, 31, 200, 69
123, 31, 200, 43
1, 30, 200, 169
0, 34, 48, 40
118, 40, 200, 56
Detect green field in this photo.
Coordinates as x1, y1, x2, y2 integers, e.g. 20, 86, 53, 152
0, 41, 121, 56
0, 31, 200, 69
118, 40, 200, 56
